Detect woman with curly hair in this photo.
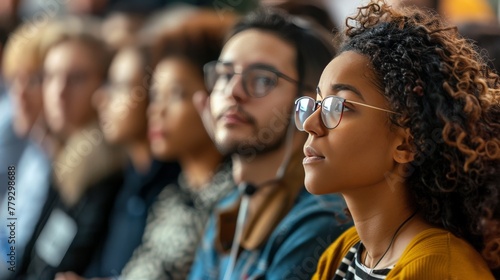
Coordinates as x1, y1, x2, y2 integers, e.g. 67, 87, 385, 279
293, 0, 500, 279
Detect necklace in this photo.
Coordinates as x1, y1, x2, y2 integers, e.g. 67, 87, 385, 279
363, 210, 418, 274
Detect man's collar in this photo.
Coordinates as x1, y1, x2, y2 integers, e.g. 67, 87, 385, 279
215, 149, 305, 253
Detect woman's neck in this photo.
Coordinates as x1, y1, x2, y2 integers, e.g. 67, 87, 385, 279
343, 181, 432, 268
126, 137, 152, 174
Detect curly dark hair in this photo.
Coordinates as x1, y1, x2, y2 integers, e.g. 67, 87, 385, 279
340, 0, 500, 271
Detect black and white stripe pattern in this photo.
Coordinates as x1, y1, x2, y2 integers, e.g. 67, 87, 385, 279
332, 242, 393, 280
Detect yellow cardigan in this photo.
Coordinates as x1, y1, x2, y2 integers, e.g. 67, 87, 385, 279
312, 226, 494, 280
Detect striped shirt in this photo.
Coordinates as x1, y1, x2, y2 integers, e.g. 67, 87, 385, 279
332, 242, 393, 280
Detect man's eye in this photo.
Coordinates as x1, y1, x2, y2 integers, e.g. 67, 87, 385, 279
254, 76, 274, 87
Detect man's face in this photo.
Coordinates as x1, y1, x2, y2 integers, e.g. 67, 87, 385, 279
209, 29, 298, 158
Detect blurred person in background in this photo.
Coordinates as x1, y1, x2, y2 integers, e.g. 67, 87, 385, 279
13, 16, 125, 280
120, 26, 233, 280
82, 43, 180, 276
0, 0, 20, 33
0, 0, 23, 199
100, 10, 147, 52
56, 8, 237, 280
0, 47, 21, 203
16, 0, 197, 19
0, 20, 54, 280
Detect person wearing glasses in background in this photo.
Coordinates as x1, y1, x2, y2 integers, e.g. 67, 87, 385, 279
293, 1, 500, 279
188, 8, 352, 280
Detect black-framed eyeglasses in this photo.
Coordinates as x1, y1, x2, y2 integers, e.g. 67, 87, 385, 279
203, 61, 300, 98
294, 95, 398, 131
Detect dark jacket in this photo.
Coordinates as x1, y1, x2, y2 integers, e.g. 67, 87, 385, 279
83, 160, 181, 277
15, 170, 124, 280
13, 125, 126, 280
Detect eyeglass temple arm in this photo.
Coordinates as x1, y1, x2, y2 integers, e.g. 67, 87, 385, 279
347, 100, 398, 114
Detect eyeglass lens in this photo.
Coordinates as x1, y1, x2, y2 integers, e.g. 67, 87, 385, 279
244, 68, 278, 97
204, 62, 280, 98
294, 96, 343, 131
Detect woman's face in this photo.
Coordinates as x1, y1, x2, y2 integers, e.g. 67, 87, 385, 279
43, 40, 103, 139
147, 57, 212, 160
302, 51, 403, 195
94, 48, 149, 145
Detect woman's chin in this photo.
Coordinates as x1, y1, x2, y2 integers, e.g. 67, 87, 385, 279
304, 178, 329, 195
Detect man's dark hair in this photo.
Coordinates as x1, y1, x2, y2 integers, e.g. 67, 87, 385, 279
227, 8, 336, 94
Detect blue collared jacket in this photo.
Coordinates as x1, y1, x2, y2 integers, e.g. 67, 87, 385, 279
189, 187, 352, 280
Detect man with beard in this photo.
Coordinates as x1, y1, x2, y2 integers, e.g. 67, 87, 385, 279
189, 8, 352, 280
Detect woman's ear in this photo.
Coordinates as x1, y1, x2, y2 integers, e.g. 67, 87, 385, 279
393, 128, 415, 164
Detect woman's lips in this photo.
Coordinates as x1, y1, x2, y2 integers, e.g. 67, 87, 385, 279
303, 146, 325, 164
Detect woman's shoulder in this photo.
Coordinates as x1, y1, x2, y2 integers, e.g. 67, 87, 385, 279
392, 228, 494, 279
311, 226, 359, 280
401, 227, 484, 257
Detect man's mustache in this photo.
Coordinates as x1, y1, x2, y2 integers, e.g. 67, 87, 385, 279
215, 105, 256, 126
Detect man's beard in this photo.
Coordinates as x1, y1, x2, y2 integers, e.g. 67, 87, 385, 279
213, 104, 293, 161
214, 118, 290, 162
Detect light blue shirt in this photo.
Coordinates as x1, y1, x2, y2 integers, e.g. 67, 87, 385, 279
0, 93, 27, 197
0, 142, 51, 278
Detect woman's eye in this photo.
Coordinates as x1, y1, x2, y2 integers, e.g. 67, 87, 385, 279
332, 102, 344, 113
342, 105, 352, 112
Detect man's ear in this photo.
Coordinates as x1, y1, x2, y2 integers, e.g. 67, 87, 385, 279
393, 128, 415, 164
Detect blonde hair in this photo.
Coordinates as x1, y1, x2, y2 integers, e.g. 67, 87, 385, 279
3, 22, 48, 80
